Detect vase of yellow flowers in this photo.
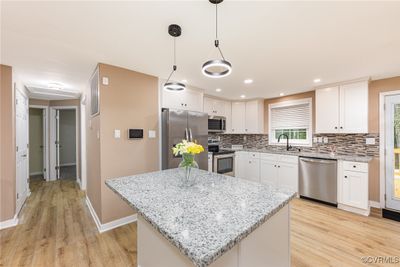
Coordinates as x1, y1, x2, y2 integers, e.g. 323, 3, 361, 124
172, 140, 205, 186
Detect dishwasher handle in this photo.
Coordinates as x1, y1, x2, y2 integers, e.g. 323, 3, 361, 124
300, 158, 337, 164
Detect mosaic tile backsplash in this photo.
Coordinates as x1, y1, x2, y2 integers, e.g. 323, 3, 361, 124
209, 133, 380, 157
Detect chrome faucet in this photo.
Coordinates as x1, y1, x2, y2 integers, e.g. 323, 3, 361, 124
277, 134, 292, 151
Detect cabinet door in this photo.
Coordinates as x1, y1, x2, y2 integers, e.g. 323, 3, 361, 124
339, 81, 368, 133
277, 162, 298, 193
341, 170, 368, 210
245, 158, 260, 182
235, 152, 247, 179
184, 89, 203, 112
203, 97, 214, 115
232, 102, 246, 133
162, 89, 185, 110
260, 160, 278, 186
245, 100, 258, 134
224, 101, 232, 134
315, 86, 340, 133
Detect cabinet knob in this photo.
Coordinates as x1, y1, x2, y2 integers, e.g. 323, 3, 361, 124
334, 127, 338, 129
274, 165, 276, 167
340, 126, 343, 129
278, 165, 280, 168
344, 176, 348, 178
353, 165, 356, 168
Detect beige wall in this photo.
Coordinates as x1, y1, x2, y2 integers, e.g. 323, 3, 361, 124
86, 63, 159, 224
368, 76, 400, 202
0, 64, 16, 222
264, 91, 316, 134
29, 108, 43, 174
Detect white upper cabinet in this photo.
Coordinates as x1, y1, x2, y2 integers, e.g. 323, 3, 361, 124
162, 86, 204, 112
245, 100, 264, 134
224, 101, 232, 134
315, 81, 368, 133
315, 86, 340, 133
231, 102, 246, 133
231, 100, 264, 134
203, 96, 228, 117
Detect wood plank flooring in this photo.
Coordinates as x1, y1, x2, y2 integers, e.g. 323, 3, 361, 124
1, 178, 399, 267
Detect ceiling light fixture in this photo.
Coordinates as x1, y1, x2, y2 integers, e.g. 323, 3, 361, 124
240, 94, 246, 98
280, 93, 285, 96
216, 88, 222, 92
244, 79, 253, 84
164, 24, 185, 91
181, 79, 188, 83
313, 78, 321, 83
202, 0, 232, 78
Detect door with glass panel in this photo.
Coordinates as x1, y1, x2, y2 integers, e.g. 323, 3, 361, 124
385, 95, 400, 211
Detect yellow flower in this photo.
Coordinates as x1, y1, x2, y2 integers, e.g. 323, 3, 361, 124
172, 140, 204, 156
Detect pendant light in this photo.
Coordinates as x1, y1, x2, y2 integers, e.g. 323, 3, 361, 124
164, 24, 185, 91
202, 0, 232, 78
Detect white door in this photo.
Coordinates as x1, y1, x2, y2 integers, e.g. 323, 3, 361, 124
342, 170, 368, 210
245, 100, 258, 134
339, 82, 368, 133
56, 109, 61, 179
15, 89, 29, 214
385, 95, 400, 211
315, 86, 340, 133
260, 160, 278, 186
42, 109, 48, 180
277, 163, 298, 192
231, 102, 246, 133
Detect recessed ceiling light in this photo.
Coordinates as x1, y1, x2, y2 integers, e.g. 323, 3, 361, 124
216, 88, 222, 92
181, 79, 187, 83
244, 79, 253, 84
240, 94, 246, 98
313, 78, 321, 83
280, 93, 285, 96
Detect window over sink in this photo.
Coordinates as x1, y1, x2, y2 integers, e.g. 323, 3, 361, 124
269, 98, 312, 146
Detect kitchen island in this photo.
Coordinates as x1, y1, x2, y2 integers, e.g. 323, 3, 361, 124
106, 168, 296, 267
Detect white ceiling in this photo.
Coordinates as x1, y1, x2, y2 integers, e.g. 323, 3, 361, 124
2, 1, 400, 100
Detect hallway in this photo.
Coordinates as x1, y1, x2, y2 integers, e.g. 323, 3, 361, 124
0, 179, 136, 267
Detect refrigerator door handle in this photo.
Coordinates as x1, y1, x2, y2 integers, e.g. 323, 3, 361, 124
185, 128, 189, 141
189, 128, 193, 142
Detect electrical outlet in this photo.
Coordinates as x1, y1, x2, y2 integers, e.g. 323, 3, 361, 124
313, 137, 318, 143
323, 137, 329, 144
148, 130, 156, 138
243, 136, 247, 142
102, 76, 109, 85
317, 137, 323, 143
366, 138, 375, 145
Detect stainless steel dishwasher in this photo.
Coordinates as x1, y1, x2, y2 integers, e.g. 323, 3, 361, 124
299, 157, 337, 205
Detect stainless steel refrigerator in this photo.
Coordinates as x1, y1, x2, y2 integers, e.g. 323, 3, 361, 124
162, 108, 208, 170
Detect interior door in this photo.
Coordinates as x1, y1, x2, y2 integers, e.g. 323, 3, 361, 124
15, 89, 28, 214
385, 95, 400, 211
56, 109, 60, 179
42, 109, 47, 180
187, 111, 208, 170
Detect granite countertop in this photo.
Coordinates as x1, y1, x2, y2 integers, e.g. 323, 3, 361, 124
224, 148, 373, 163
106, 168, 296, 267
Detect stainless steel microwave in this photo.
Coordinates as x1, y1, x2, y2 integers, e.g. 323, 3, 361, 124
208, 116, 226, 133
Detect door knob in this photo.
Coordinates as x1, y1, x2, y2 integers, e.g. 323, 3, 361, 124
21, 154, 27, 157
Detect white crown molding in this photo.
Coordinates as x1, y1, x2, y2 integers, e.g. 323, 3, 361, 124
85, 195, 136, 233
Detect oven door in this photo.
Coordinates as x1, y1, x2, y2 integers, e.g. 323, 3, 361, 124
213, 154, 235, 176
208, 117, 226, 133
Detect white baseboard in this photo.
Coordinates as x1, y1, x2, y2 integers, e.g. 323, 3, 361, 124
29, 171, 43, 176
77, 178, 82, 190
60, 163, 76, 167
338, 203, 370, 216
0, 214, 19, 230
85, 195, 136, 233
369, 201, 381, 209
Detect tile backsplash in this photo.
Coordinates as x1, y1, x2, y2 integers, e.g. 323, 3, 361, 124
209, 133, 379, 157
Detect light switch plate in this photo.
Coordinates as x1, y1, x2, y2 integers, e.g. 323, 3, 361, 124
148, 130, 156, 138
323, 137, 329, 144
102, 76, 109, 85
313, 137, 318, 143
317, 137, 323, 143
366, 138, 375, 145
114, 129, 121, 139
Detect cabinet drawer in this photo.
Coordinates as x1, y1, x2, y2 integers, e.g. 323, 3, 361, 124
248, 152, 260, 159
343, 161, 368, 173
278, 155, 298, 164
260, 153, 278, 161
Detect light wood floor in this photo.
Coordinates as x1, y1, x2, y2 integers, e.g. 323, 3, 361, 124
1, 179, 399, 267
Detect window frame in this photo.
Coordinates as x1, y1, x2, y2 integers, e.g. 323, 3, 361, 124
268, 98, 313, 147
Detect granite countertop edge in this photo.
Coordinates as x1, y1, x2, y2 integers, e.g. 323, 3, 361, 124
105, 177, 296, 267
223, 148, 373, 163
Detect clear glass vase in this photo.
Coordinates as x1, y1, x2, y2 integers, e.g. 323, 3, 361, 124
178, 153, 199, 187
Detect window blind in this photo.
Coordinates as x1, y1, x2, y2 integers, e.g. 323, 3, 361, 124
270, 103, 311, 130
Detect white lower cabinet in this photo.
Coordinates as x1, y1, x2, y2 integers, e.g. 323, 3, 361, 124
337, 160, 369, 216
235, 152, 299, 193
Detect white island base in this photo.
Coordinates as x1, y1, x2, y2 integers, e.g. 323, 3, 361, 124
137, 204, 290, 267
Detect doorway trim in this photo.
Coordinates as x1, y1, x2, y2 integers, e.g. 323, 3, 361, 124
379, 90, 400, 208
29, 105, 50, 181
49, 106, 79, 181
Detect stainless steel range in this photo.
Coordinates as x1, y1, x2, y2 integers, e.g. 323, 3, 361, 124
208, 138, 235, 176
